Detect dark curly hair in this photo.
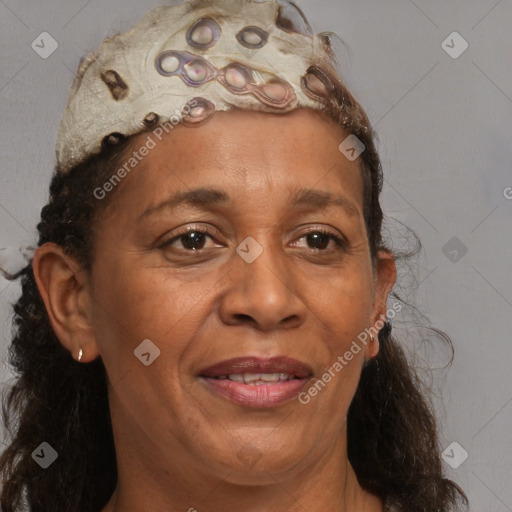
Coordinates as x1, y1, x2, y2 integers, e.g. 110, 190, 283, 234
0, 40, 468, 512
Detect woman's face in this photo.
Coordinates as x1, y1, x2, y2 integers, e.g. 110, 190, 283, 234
86, 108, 395, 484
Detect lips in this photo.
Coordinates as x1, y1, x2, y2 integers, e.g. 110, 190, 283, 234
198, 356, 313, 408
199, 356, 312, 379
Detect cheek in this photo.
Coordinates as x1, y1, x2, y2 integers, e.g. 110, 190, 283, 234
303, 282, 371, 416
90, 259, 208, 375
89, 265, 203, 427
311, 264, 374, 343
301, 264, 374, 410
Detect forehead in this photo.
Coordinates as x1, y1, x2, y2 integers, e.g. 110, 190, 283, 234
106, 108, 365, 216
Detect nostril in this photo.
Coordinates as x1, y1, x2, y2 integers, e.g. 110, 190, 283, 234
233, 313, 255, 323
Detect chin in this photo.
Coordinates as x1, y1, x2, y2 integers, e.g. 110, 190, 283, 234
198, 441, 308, 485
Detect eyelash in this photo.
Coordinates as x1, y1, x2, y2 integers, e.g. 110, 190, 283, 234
158, 225, 347, 253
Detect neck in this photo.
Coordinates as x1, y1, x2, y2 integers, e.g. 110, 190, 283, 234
101, 400, 383, 512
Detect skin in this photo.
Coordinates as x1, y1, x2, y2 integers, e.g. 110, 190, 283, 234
33, 108, 396, 512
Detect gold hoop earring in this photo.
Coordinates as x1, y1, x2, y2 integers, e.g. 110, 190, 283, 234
78, 348, 83, 362
369, 333, 377, 360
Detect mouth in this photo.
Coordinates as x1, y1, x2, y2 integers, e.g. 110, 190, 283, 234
198, 356, 313, 408
208, 372, 299, 384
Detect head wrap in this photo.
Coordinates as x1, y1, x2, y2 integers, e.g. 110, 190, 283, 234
55, 0, 346, 173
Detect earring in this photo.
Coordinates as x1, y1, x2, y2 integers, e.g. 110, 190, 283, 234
363, 333, 376, 368
78, 347, 83, 362
370, 332, 377, 360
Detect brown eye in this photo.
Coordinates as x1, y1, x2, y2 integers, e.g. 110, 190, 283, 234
158, 225, 224, 256
293, 228, 347, 253
306, 232, 330, 250
178, 231, 208, 250
159, 226, 222, 253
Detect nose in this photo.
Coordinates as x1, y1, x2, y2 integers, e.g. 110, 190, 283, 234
218, 238, 308, 331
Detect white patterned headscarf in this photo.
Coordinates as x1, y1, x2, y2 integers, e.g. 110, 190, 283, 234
55, 0, 354, 173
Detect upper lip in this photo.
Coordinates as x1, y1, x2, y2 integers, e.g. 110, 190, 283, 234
199, 356, 313, 379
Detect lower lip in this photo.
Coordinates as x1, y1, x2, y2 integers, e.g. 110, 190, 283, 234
199, 377, 310, 408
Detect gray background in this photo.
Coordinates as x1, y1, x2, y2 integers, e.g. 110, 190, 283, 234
1, 0, 511, 510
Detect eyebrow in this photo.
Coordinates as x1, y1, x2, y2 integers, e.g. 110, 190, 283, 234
136, 186, 360, 222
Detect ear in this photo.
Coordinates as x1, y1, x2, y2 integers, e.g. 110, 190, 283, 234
367, 250, 397, 359
32, 242, 100, 363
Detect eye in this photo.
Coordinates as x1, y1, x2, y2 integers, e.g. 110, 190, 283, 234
159, 226, 222, 252
158, 225, 347, 255
292, 227, 347, 252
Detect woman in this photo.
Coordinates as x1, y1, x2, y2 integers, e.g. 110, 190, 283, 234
0, 1, 469, 511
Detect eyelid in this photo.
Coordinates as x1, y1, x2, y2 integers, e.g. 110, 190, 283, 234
157, 223, 222, 249
294, 224, 346, 241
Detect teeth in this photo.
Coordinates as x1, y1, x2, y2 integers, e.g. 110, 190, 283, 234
259, 373, 285, 382
243, 373, 263, 383
228, 373, 293, 384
